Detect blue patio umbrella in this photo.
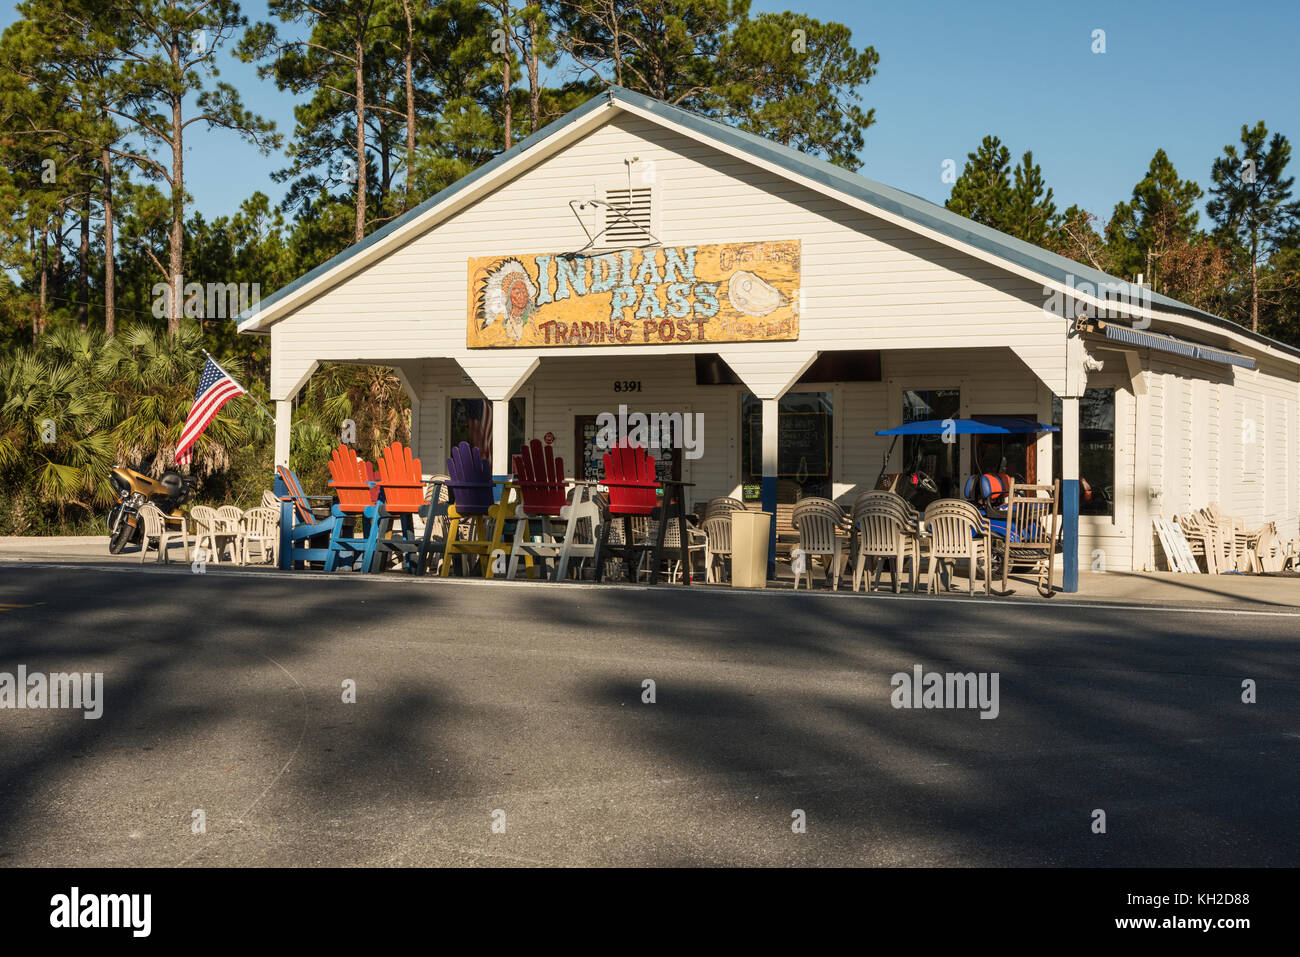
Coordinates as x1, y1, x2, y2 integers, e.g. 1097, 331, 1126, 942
875, 416, 1059, 436
874, 417, 1059, 487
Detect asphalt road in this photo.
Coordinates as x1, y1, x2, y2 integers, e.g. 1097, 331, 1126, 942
0, 562, 1297, 867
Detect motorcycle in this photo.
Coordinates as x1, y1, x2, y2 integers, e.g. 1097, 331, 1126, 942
106, 465, 197, 554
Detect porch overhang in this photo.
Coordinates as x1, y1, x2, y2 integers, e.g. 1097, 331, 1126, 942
1085, 319, 1256, 370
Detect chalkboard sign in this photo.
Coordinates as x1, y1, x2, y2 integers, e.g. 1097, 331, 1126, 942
748, 412, 830, 478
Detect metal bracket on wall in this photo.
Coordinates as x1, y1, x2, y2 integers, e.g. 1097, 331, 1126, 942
566, 199, 661, 255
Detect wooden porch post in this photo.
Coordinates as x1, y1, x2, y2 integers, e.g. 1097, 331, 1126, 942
1061, 394, 1080, 593
717, 350, 820, 582
761, 397, 779, 580
457, 356, 539, 488
492, 398, 510, 479
274, 400, 292, 468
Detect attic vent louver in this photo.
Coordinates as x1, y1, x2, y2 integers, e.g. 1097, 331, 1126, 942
603, 187, 653, 245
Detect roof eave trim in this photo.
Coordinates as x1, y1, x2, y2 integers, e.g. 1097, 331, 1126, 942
237, 93, 622, 333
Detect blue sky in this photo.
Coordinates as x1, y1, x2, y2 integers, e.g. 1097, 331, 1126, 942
3, 0, 1298, 228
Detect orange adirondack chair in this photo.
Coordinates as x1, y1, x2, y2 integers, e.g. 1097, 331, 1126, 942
374, 441, 424, 572
593, 441, 660, 583
324, 445, 383, 571
328, 446, 376, 511
377, 442, 424, 512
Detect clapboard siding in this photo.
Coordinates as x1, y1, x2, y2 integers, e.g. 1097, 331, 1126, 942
835, 381, 890, 504
271, 113, 1067, 398
1142, 354, 1300, 545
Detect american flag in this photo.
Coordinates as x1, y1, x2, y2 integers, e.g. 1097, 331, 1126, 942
176, 356, 246, 467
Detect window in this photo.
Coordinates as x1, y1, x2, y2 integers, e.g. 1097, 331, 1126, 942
740, 392, 833, 500
902, 389, 961, 498
1052, 388, 1115, 516
449, 397, 525, 465
603, 187, 653, 245
971, 415, 1037, 483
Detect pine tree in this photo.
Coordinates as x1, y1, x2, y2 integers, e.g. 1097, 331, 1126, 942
716, 12, 878, 170
242, 0, 384, 245
1008, 150, 1056, 246
549, 0, 744, 109
1207, 122, 1300, 332
946, 136, 1013, 231
1106, 149, 1203, 289
947, 137, 1058, 245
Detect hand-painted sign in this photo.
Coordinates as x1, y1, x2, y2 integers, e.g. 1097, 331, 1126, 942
468, 241, 800, 348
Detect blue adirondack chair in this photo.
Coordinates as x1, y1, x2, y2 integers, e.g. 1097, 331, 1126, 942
276, 465, 338, 569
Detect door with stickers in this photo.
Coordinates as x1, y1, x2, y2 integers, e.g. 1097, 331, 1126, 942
574, 415, 681, 485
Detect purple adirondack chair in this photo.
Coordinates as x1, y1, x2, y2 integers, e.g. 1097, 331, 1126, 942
446, 441, 495, 515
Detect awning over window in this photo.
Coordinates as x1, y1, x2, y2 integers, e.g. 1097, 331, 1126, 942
1099, 322, 1256, 369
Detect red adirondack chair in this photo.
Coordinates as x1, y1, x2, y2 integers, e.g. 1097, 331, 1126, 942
513, 439, 566, 516
508, 438, 595, 580
602, 441, 659, 515
593, 441, 660, 582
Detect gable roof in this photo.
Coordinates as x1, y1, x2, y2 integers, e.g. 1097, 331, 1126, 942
238, 87, 1300, 365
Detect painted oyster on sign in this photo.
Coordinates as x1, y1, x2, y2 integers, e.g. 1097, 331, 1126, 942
727, 270, 789, 317
479, 258, 537, 341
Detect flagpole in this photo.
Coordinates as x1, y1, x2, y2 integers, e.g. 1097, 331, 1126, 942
202, 349, 276, 423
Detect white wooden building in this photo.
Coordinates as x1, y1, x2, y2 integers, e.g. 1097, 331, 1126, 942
238, 87, 1300, 590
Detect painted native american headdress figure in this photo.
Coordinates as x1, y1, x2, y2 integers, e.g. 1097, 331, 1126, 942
477, 258, 538, 341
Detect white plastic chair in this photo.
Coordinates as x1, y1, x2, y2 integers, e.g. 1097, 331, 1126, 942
999, 481, 1061, 597
791, 498, 846, 590
853, 502, 920, 593
191, 505, 236, 565
922, 499, 990, 596
702, 514, 734, 583
637, 517, 705, 583
138, 503, 189, 564
217, 505, 246, 563
1255, 522, 1285, 573
241, 506, 279, 565
704, 497, 748, 519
